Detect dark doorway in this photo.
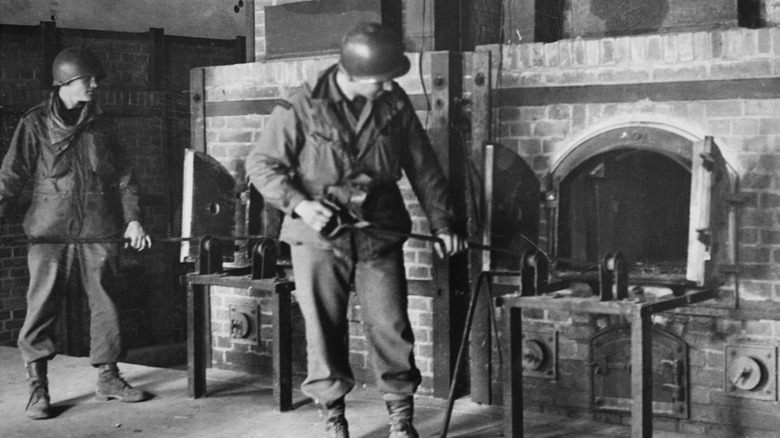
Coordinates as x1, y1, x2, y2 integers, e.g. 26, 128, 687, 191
557, 149, 690, 267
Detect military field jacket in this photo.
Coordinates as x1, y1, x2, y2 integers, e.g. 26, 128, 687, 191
246, 65, 455, 259
0, 92, 141, 238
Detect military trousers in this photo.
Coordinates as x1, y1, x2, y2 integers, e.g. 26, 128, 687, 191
18, 243, 123, 366
290, 244, 421, 407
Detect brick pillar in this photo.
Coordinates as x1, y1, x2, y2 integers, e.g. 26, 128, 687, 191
40, 21, 58, 87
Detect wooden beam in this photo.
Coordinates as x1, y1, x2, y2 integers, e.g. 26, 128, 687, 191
203, 94, 430, 117
235, 36, 247, 64
190, 68, 207, 154
205, 99, 285, 117
468, 50, 494, 405
428, 51, 471, 399
148, 28, 165, 87
245, 0, 255, 62
493, 77, 780, 107
429, 51, 454, 399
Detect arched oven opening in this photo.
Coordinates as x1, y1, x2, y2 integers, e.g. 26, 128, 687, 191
557, 148, 690, 272
543, 125, 737, 292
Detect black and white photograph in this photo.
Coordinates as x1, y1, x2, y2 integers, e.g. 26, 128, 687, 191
0, 1, 778, 437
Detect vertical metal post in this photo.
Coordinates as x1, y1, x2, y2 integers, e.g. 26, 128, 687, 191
187, 282, 210, 398
503, 305, 524, 438
469, 50, 494, 405
273, 281, 293, 411
631, 307, 653, 437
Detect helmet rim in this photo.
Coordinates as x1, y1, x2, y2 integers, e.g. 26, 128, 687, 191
338, 55, 410, 84
52, 47, 106, 86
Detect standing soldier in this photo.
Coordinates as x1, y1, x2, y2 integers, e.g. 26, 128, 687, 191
247, 22, 466, 438
0, 47, 153, 420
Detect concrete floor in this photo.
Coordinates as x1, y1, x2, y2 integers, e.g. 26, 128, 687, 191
1, 346, 699, 437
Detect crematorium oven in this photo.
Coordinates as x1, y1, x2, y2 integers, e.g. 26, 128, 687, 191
493, 124, 740, 438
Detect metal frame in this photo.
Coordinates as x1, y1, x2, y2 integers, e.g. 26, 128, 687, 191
502, 288, 718, 438
186, 274, 303, 411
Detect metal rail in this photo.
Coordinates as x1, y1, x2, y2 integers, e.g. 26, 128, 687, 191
341, 223, 525, 258
0, 234, 276, 246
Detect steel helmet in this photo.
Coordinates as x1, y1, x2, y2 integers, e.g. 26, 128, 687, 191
338, 22, 410, 83
52, 47, 106, 86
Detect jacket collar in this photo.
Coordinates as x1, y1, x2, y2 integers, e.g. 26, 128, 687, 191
46, 90, 102, 147
306, 65, 404, 134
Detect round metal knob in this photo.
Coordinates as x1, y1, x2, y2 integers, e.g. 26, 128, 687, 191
728, 356, 763, 391
522, 340, 546, 371
231, 312, 251, 339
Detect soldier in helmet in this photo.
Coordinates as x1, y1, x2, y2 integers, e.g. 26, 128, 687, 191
0, 47, 153, 419
247, 23, 466, 438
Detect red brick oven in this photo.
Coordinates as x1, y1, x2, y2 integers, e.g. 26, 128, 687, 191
194, 1, 779, 436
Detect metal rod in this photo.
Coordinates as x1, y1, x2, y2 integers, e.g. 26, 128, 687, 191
0, 234, 276, 246
482, 143, 495, 272
343, 224, 524, 258
438, 271, 488, 437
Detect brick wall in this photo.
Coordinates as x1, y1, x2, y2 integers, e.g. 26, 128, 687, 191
200, 52, 445, 393
0, 23, 239, 353
200, 13, 779, 428
488, 26, 780, 435
63, 32, 152, 88
252, 1, 503, 58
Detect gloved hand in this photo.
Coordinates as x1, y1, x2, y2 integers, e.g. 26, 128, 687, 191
319, 199, 359, 239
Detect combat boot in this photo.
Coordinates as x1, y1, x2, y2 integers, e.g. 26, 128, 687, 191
318, 397, 350, 438
95, 363, 146, 402
25, 360, 51, 419
386, 397, 419, 438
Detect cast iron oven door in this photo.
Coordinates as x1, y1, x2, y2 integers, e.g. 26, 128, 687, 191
590, 325, 689, 418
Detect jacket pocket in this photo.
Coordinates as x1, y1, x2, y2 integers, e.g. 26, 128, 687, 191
86, 133, 116, 175
298, 129, 349, 187
23, 192, 72, 237
368, 133, 402, 179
